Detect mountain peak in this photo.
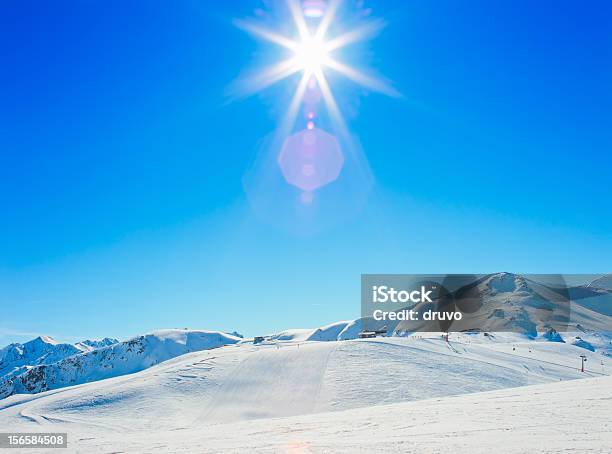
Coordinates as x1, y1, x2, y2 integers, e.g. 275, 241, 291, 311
77, 338, 119, 350
481, 272, 526, 294
587, 274, 612, 290
1, 329, 242, 400
491, 272, 517, 278
27, 335, 59, 346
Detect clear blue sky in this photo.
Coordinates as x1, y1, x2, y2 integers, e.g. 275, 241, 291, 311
1, 1, 611, 344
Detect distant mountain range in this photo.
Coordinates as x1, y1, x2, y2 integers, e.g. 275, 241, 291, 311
0, 331, 239, 400
0, 336, 119, 383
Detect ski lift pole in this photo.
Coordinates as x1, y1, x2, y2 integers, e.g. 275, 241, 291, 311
580, 354, 587, 373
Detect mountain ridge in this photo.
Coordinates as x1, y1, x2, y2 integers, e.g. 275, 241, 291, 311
0, 329, 240, 400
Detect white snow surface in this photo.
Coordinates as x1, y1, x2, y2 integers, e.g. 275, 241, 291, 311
20, 374, 608, 453
0, 333, 611, 452
74, 338, 118, 351
268, 321, 353, 342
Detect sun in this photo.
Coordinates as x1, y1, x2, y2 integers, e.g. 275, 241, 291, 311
293, 34, 329, 74
233, 0, 400, 101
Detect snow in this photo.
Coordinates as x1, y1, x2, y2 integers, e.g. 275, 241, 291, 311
1, 271, 612, 452
0, 337, 85, 382
389, 272, 612, 334
0, 333, 610, 452
571, 336, 595, 351
268, 328, 313, 342
571, 283, 612, 317
1, 336, 121, 385
306, 321, 352, 341
269, 321, 352, 342
176, 375, 612, 453
74, 338, 118, 351
486, 271, 524, 293
0, 330, 241, 400
588, 273, 612, 290
39, 374, 609, 454
540, 328, 564, 342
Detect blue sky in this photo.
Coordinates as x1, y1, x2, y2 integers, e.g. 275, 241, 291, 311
1, 0, 611, 344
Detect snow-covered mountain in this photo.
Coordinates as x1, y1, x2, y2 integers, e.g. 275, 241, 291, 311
0, 330, 240, 400
0, 336, 119, 384
267, 321, 354, 342
571, 274, 612, 316
0, 336, 85, 382
384, 272, 612, 335
587, 273, 612, 290
75, 338, 119, 351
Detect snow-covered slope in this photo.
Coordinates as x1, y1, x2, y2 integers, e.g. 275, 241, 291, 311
75, 375, 610, 454
1, 335, 609, 424
269, 321, 353, 342
0, 330, 240, 400
0, 335, 609, 452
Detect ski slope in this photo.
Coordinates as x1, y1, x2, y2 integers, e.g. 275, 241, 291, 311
0, 334, 610, 452
44, 374, 610, 454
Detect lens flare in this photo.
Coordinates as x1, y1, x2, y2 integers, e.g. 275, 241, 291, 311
303, 0, 326, 18
238, 0, 396, 229
278, 127, 344, 192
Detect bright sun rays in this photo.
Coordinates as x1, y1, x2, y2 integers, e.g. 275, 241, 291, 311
238, 0, 397, 212
234, 0, 399, 109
